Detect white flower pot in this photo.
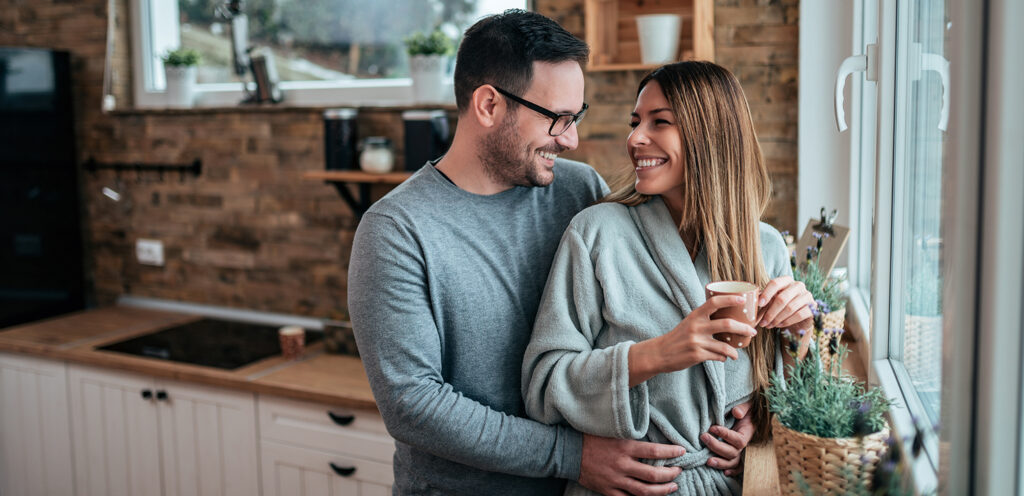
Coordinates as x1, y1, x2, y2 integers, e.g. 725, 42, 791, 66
409, 54, 448, 103
164, 65, 197, 108
635, 14, 682, 64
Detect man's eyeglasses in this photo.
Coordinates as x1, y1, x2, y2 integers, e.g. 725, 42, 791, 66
492, 86, 588, 137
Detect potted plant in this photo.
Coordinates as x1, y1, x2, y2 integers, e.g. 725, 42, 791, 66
791, 230, 848, 371
162, 47, 201, 108
404, 28, 454, 103
766, 315, 893, 495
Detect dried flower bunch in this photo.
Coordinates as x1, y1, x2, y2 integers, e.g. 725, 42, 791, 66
766, 306, 892, 439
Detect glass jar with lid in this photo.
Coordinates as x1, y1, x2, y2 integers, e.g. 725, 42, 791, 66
359, 136, 394, 174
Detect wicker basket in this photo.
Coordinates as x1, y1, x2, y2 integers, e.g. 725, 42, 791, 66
816, 307, 846, 373
772, 416, 888, 495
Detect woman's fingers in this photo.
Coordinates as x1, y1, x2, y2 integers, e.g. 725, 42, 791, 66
777, 306, 814, 330
759, 281, 808, 328
696, 295, 748, 318
757, 276, 793, 308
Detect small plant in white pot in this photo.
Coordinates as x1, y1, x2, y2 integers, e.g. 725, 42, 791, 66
404, 28, 453, 103
162, 48, 201, 108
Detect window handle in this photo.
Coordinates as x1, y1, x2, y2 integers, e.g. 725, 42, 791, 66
911, 41, 950, 132
835, 44, 878, 132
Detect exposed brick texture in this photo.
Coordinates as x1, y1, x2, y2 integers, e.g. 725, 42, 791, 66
1, 0, 798, 317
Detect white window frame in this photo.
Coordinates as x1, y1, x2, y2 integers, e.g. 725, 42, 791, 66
130, 0, 532, 109
846, 0, 1024, 493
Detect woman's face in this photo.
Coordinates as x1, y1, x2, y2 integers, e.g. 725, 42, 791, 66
628, 80, 685, 197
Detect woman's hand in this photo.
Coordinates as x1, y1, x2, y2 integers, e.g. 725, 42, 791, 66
628, 295, 758, 387
757, 276, 814, 330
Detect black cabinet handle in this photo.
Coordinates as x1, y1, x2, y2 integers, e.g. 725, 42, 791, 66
141, 389, 153, 400
329, 462, 356, 477
327, 411, 354, 426
155, 390, 168, 401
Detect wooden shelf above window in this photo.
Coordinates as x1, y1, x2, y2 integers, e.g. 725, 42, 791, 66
303, 170, 414, 217
584, 0, 715, 70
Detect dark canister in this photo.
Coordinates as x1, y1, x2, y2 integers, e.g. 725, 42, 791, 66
323, 108, 358, 170
402, 110, 450, 171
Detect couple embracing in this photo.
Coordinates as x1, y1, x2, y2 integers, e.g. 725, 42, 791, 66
348, 9, 813, 496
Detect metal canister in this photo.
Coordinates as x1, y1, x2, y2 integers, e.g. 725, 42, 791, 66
323, 108, 358, 170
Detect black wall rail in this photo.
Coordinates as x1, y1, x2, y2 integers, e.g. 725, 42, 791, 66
83, 156, 202, 179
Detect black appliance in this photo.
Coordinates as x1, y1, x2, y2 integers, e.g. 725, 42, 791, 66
98, 318, 323, 370
0, 47, 85, 329
402, 110, 450, 170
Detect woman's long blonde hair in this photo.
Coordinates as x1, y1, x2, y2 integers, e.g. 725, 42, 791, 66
605, 61, 775, 442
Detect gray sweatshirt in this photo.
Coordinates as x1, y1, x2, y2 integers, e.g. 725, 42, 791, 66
348, 160, 609, 495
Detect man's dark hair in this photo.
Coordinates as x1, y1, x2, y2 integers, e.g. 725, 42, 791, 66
453, 9, 589, 113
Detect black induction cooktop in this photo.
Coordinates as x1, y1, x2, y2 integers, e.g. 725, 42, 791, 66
97, 318, 322, 370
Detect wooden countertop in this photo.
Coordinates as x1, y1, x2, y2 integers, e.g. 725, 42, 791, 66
0, 307, 377, 411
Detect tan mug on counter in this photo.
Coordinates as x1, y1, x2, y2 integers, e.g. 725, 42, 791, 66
279, 325, 305, 360
705, 281, 760, 348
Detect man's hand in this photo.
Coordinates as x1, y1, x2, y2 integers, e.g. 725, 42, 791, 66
702, 402, 755, 477
579, 435, 684, 496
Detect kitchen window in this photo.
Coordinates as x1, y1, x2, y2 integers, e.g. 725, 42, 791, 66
845, 0, 1023, 493
130, 0, 528, 108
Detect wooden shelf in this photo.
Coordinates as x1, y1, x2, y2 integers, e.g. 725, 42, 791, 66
585, 0, 714, 69
303, 170, 414, 217
302, 170, 412, 184
588, 51, 695, 72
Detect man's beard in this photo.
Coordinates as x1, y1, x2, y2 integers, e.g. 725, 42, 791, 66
478, 113, 559, 188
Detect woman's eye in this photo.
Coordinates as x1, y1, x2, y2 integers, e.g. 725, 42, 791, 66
628, 121, 639, 128
655, 119, 672, 126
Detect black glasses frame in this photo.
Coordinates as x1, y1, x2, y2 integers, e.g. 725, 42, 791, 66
492, 86, 588, 137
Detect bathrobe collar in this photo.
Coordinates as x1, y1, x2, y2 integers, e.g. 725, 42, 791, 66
629, 196, 727, 421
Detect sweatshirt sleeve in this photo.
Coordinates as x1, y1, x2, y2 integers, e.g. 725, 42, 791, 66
348, 212, 583, 481
522, 226, 650, 440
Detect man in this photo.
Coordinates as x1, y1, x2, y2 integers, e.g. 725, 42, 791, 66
349, 10, 752, 495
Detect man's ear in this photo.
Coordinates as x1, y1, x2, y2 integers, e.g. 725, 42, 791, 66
470, 85, 505, 129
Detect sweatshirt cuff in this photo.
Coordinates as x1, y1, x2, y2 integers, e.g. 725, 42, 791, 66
556, 424, 583, 481
614, 341, 649, 439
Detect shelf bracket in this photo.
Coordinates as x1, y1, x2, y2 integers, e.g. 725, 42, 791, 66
330, 182, 372, 218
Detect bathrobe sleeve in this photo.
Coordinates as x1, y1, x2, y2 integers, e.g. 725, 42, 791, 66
522, 226, 651, 440
761, 223, 794, 377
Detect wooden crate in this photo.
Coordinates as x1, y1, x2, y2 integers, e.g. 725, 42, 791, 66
584, 0, 714, 72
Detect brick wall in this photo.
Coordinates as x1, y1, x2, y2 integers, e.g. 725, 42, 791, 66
0, 0, 798, 317
540, 0, 800, 229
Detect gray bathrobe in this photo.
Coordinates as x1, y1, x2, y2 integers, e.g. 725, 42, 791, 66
522, 197, 790, 496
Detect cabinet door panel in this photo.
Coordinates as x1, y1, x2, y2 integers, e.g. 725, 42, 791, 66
157, 379, 258, 496
68, 365, 161, 496
258, 395, 394, 462
0, 353, 74, 496
261, 439, 393, 496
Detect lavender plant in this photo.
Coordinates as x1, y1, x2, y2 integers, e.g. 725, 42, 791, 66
789, 231, 846, 313
765, 304, 892, 438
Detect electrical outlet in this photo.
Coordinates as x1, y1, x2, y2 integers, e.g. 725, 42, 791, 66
136, 239, 165, 266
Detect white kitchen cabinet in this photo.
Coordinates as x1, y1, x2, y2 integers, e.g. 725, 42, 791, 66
68, 364, 259, 496
258, 396, 395, 495
0, 352, 75, 496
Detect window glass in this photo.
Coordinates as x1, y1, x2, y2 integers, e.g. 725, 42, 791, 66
166, 0, 525, 86
892, 0, 948, 424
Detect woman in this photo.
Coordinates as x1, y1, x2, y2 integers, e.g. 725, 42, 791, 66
522, 61, 814, 495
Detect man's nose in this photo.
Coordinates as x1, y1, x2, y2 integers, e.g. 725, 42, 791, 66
555, 122, 579, 151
